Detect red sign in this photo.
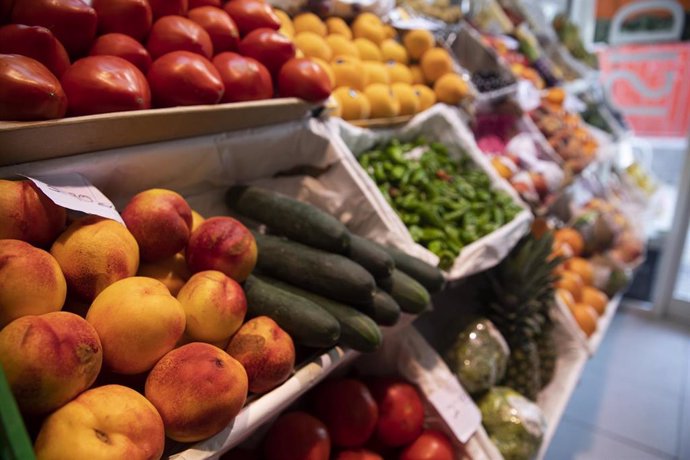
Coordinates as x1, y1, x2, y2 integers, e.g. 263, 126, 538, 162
598, 43, 690, 137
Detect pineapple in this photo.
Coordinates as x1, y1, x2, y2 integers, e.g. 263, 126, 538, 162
537, 318, 557, 389
483, 232, 562, 400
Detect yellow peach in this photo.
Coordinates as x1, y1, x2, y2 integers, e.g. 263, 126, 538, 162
137, 252, 191, 296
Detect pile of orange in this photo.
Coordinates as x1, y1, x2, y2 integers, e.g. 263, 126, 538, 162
552, 228, 609, 338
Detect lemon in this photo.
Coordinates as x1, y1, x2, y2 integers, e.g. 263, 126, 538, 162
326, 34, 359, 59
332, 56, 367, 91
294, 32, 332, 61
326, 17, 352, 40
413, 84, 436, 110
274, 9, 295, 38
362, 61, 390, 85
293, 13, 327, 37
352, 13, 386, 44
391, 82, 419, 116
433, 73, 469, 105
311, 57, 335, 87
333, 87, 370, 120
380, 39, 408, 64
420, 47, 453, 83
364, 83, 400, 118
353, 38, 382, 61
403, 29, 434, 60
385, 61, 413, 84
409, 65, 425, 84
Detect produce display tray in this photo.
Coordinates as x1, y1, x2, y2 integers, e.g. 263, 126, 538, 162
0, 99, 315, 167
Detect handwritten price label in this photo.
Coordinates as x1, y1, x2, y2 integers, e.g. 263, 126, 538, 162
24, 173, 124, 224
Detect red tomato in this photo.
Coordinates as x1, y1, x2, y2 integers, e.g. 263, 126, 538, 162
212, 52, 272, 102
335, 449, 383, 460
0, 24, 70, 78
149, 0, 188, 20
90, 33, 152, 74
223, 0, 280, 37
311, 378, 378, 448
189, 0, 220, 6
0, 54, 67, 120
399, 430, 454, 460
238, 28, 294, 77
147, 15, 214, 59
147, 51, 224, 107
367, 378, 425, 447
61, 55, 151, 115
92, 0, 153, 42
278, 58, 332, 102
264, 412, 331, 460
0, 0, 15, 23
188, 6, 239, 53
11, 0, 97, 58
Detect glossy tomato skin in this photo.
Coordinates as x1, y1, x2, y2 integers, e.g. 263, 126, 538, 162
0, 24, 70, 78
188, 6, 239, 53
61, 55, 151, 115
399, 430, 454, 460
12, 0, 97, 58
0, 54, 67, 120
238, 28, 294, 77
147, 15, 214, 59
311, 378, 378, 448
92, 0, 153, 42
367, 378, 425, 448
212, 52, 272, 102
90, 33, 152, 74
223, 0, 280, 37
189, 0, 220, 7
264, 411, 331, 460
278, 58, 332, 102
334, 449, 383, 460
147, 51, 224, 107
149, 0, 188, 20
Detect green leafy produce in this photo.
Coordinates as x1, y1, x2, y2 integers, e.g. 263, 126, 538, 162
445, 318, 509, 395
358, 138, 522, 270
478, 387, 546, 460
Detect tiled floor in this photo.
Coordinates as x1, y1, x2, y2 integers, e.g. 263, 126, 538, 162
545, 306, 690, 460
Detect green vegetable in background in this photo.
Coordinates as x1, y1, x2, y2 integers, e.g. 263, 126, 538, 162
358, 137, 522, 270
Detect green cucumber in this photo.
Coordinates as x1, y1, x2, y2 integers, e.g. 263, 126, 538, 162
357, 288, 401, 326
378, 269, 431, 314
243, 275, 340, 348
226, 185, 350, 253
380, 245, 445, 293
253, 233, 376, 305
346, 234, 395, 279
258, 275, 382, 353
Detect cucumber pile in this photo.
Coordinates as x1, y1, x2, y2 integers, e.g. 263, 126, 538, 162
226, 185, 445, 353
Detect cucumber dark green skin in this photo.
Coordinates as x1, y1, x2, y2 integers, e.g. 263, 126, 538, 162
378, 269, 431, 314
226, 185, 350, 253
346, 234, 395, 279
253, 233, 376, 305
243, 275, 341, 348
357, 288, 401, 326
257, 275, 383, 353
379, 245, 446, 293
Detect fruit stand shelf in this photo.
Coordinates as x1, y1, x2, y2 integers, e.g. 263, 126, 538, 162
588, 293, 624, 354
0, 99, 316, 167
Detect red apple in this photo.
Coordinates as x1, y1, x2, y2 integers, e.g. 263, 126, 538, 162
238, 28, 295, 77
212, 52, 272, 102
223, 0, 280, 37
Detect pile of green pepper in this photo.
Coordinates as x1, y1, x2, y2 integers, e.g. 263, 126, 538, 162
359, 137, 523, 270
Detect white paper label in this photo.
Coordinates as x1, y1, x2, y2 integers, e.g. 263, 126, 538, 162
399, 329, 482, 443
516, 80, 541, 112
24, 173, 125, 224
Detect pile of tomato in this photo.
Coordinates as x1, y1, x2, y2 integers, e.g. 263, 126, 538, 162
0, 0, 331, 122
224, 376, 457, 460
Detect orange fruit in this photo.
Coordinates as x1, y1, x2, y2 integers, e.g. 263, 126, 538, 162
420, 47, 453, 83
565, 257, 594, 286
412, 84, 435, 110
294, 32, 332, 61
433, 73, 469, 105
403, 29, 434, 61
556, 288, 576, 312
556, 270, 583, 301
572, 303, 598, 337
581, 286, 608, 316
554, 228, 584, 257
293, 13, 327, 37
326, 17, 352, 39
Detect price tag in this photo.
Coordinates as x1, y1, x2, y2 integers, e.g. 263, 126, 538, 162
399, 329, 482, 443
23, 173, 124, 224
516, 80, 541, 112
